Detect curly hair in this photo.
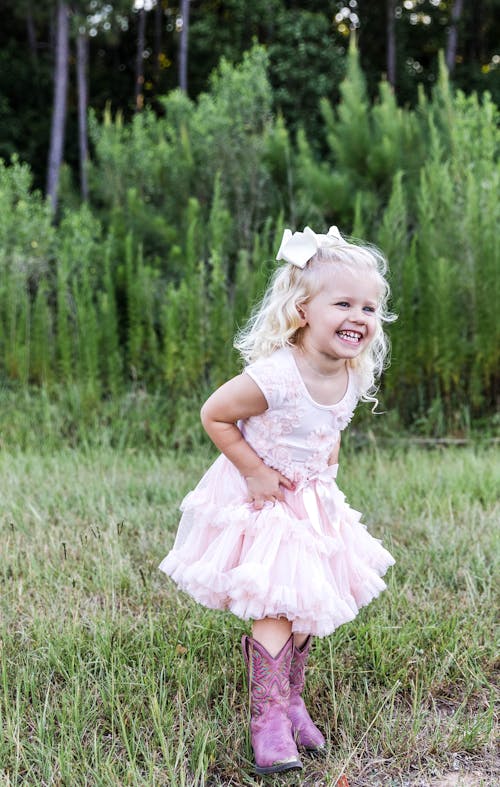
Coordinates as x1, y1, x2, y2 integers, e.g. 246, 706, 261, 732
234, 236, 396, 407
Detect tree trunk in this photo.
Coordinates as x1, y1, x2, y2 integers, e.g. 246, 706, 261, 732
179, 0, 190, 93
26, 2, 38, 66
135, 5, 146, 111
46, 0, 69, 214
154, 0, 163, 85
446, 0, 465, 74
76, 29, 89, 201
386, 0, 396, 88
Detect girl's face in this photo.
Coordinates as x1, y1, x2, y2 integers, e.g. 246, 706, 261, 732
298, 266, 380, 361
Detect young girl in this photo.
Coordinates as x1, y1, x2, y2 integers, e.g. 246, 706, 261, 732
159, 226, 396, 776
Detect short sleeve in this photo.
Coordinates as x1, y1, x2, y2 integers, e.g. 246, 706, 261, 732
244, 352, 288, 411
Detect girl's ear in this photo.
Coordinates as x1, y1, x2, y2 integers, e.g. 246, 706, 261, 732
296, 303, 307, 326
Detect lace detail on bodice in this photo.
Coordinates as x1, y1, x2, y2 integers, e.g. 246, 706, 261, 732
242, 348, 359, 484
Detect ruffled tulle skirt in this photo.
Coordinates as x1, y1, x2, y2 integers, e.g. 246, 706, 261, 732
159, 456, 395, 637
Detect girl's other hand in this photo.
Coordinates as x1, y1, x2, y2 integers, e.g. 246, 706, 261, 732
245, 464, 294, 510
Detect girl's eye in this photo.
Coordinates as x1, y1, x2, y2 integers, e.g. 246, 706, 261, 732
335, 301, 350, 308
363, 306, 376, 313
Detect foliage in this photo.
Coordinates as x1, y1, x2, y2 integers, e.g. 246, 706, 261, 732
0, 46, 498, 434
294, 36, 425, 228
88, 45, 274, 255
2, 0, 500, 192
379, 65, 500, 427
266, 6, 346, 142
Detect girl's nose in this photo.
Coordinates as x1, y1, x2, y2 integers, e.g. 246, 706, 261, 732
350, 306, 366, 323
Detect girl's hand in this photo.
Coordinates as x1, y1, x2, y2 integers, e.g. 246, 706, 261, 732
244, 464, 294, 510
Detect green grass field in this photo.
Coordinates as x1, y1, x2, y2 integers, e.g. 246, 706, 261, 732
1, 445, 498, 786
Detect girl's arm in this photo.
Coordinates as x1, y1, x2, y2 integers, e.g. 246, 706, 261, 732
200, 373, 294, 509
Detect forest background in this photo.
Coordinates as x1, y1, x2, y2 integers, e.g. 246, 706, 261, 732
0, 0, 499, 447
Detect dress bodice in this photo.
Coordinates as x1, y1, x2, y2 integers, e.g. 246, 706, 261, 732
241, 347, 359, 484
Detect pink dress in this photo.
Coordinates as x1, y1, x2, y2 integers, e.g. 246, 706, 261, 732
159, 347, 395, 636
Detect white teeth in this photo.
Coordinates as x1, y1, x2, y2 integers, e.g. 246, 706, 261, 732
338, 330, 361, 340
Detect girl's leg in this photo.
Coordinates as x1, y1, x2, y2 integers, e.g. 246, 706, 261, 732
293, 632, 309, 649
252, 619, 308, 652
252, 616, 292, 656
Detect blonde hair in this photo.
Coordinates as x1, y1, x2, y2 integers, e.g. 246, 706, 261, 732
234, 234, 396, 406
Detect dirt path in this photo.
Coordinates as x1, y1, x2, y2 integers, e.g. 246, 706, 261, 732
428, 772, 496, 787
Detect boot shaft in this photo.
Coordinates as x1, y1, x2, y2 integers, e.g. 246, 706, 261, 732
289, 635, 312, 696
241, 634, 303, 774
242, 634, 293, 717
287, 636, 326, 751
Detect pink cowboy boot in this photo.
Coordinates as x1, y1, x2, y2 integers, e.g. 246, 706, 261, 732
242, 634, 303, 775
288, 636, 326, 751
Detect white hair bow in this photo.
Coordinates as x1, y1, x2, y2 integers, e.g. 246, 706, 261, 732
276, 226, 344, 268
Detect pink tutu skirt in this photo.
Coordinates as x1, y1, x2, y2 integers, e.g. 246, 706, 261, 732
159, 456, 395, 637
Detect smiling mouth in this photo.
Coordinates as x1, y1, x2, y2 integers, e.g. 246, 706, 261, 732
337, 330, 363, 344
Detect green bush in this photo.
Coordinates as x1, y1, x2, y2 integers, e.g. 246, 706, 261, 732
379, 78, 500, 426
88, 45, 275, 260
0, 44, 498, 439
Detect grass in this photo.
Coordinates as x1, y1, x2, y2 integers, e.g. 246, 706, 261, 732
0, 444, 498, 786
